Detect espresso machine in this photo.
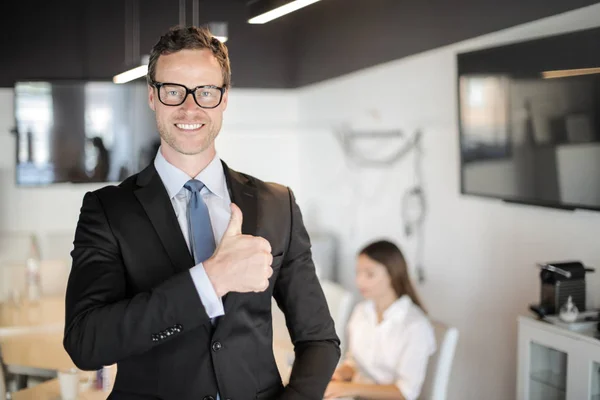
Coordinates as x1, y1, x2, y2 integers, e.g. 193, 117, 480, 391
530, 261, 595, 317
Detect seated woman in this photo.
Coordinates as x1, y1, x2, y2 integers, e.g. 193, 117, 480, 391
325, 240, 436, 400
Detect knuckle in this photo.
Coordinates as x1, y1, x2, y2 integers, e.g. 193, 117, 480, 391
264, 241, 272, 253
257, 236, 271, 251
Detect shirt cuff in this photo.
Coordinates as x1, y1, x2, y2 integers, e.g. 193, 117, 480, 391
189, 263, 225, 319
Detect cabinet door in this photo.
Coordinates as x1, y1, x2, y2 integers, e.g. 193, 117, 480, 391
591, 360, 600, 400
518, 321, 579, 400
581, 340, 600, 400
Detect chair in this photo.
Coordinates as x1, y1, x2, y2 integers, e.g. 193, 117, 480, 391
271, 279, 353, 346
0, 349, 7, 400
318, 279, 354, 352
0, 232, 32, 264
419, 320, 459, 400
270, 279, 353, 383
41, 231, 74, 262
0, 232, 35, 303
39, 259, 70, 297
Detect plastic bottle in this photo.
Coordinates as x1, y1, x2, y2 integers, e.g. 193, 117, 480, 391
25, 234, 42, 303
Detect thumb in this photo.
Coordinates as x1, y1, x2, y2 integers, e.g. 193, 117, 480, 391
224, 203, 243, 237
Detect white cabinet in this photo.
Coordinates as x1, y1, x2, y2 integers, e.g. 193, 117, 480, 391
517, 316, 600, 400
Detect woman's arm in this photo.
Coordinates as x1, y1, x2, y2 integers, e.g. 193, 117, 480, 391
331, 362, 356, 381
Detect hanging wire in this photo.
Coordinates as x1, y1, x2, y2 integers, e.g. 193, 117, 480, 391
179, 0, 187, 27
400, 131, 427, 282
192, 0, 199, 27
124, 0, 132, 67
132, 0, 140, 64
334, 124, 417, 167
334, 125, 428, 282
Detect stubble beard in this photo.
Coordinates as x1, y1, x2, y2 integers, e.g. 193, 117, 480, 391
157, 119, 220, 156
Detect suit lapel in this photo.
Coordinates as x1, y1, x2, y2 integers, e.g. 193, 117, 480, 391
134, 161, 258, 330
221, 161, 258, 314
134, 164, 194, 274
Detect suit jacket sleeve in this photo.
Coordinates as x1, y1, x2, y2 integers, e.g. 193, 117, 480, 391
274, 189, 341, 400
63, 191, 210, 370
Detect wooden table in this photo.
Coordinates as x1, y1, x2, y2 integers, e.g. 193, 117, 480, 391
0, 331, 74, 372
11, 378, 104, 400
9, 344, 291, 400
0, 296, 64, 336
0, 297, 68, 380
12, 368, 116, 400
0, 296, 295, 395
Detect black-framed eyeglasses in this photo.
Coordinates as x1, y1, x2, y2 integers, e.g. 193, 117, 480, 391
150, 81, 225, 109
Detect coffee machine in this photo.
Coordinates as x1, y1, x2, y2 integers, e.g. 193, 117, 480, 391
530, 261, 595, 317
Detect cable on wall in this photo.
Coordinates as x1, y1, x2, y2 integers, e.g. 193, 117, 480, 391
334, 123, 428, 282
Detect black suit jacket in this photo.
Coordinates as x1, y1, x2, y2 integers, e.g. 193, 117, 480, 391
63, 161, 340, 400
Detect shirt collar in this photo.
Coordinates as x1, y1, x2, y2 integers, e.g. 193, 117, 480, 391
365, 295, 412, 323
384, 295, 411, 321
154, 147, 227, 200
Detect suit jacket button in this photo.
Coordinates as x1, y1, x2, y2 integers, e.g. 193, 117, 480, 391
203, 396, 215, 400
211, 341, 222, 352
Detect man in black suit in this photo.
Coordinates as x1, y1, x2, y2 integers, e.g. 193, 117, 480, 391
63, 26, 340, 400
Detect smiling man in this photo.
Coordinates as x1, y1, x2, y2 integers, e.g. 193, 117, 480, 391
63, 26, 340, 400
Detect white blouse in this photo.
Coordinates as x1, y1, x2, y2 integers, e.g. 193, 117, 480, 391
344, 295, 436, 400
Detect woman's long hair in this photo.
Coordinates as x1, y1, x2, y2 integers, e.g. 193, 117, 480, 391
359, 240, 426, 313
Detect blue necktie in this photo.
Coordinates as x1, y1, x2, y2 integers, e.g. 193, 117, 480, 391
185, 180, 220, 399
184, 180, 216, 264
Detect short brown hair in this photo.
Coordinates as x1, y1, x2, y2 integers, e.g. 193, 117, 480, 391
146, 26, 231, 88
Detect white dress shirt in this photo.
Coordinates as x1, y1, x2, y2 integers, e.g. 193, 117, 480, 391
154, 149, 231, 319
344, 295, 436, 400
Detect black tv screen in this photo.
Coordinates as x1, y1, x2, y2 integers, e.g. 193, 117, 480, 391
457, 27, 600, 211
14, 81, 160, 185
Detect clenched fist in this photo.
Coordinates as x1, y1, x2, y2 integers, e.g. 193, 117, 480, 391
204, 203, 274, 296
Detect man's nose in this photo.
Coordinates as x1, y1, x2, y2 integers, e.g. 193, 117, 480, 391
181, 93, 199, 110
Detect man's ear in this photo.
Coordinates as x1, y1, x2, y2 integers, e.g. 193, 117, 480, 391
221, 89, 229, 111
148, 84, 156, 111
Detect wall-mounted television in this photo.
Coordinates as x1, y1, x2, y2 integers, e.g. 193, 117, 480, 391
13, 81, 160, 186
457, 27, 600, 211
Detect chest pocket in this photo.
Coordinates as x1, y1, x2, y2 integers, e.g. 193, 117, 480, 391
271, 253, 284, 269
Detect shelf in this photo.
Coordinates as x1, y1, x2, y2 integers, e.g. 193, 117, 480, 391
529, 370, 566, 392
592, 361, 600, 399
529, 378, 566, 400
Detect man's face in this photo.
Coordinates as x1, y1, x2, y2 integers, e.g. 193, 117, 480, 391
148, 48, 228, 156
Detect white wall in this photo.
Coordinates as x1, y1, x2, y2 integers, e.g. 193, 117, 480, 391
296, 4, 600, 400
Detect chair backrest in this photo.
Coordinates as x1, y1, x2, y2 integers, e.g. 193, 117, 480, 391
0, 232, 32, 264
41, 230, 75, 262
319, 280, 354, 343
0, 350, 7, 400
419, 320, 459, 400
270, 279, 354, 354
39, 259, 70, 297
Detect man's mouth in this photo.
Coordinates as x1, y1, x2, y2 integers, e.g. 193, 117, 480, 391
175, 123, 205, 131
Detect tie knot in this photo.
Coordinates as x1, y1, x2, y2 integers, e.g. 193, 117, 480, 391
184, 179, 205, 193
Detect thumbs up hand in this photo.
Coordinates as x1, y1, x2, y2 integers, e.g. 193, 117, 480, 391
203, 203, 274, 297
